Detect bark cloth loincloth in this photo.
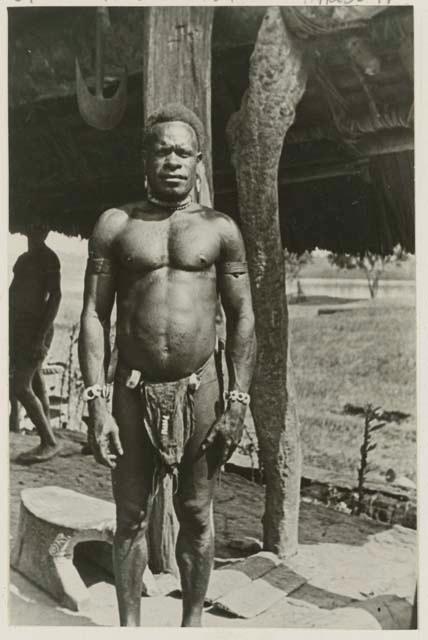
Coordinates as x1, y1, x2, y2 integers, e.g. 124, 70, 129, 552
116, 349, 224, 495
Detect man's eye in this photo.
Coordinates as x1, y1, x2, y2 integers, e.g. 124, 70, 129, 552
156, 149, 170, 157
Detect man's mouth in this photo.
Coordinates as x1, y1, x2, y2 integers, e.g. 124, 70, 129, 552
162, 175, 186, 183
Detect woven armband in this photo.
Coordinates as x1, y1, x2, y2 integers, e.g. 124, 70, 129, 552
86, 257, 114, 275
218, 261, 248, 275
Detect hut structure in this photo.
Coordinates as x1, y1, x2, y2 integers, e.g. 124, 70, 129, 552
9, 5, 414, 567
9, 5, 414, 250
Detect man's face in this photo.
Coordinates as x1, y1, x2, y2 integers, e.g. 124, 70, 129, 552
144, 121, 202, 201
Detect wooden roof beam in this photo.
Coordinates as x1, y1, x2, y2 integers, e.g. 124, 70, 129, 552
356, 128, 413, 157
281, 5, 389, 40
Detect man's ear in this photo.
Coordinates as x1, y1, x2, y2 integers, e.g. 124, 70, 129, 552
196, 151, 203, 163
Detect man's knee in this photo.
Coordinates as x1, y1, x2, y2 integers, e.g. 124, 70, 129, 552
115, 497, 151, 540
14, 378, 35, 404
175, 497, 212, 538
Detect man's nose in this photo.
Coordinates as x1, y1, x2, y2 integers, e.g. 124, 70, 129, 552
164, 152, 181, 168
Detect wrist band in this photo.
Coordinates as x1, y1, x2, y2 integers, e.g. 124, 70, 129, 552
224, 390, 251, 406
83, 384, 110, 402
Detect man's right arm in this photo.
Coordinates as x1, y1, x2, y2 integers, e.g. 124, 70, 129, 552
78, 209, 126, 467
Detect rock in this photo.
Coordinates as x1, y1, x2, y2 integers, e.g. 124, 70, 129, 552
227, 536, 263, 554
11, 486, 115, 611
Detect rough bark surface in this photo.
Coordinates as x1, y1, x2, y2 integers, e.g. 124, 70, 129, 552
227, 7, 306, 558
142, 6, 214, 575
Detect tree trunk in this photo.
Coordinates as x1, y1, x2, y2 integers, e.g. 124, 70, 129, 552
227, 7, 306, 558
142, 6, 214, 576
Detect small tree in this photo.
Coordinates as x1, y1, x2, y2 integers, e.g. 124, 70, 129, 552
327, 245, 408, 299
284, 249, 312, 299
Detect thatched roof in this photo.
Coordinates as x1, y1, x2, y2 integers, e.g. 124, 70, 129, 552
9, 6, 414, 253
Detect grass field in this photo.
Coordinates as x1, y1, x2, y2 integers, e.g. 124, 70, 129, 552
290, 301, 416, 483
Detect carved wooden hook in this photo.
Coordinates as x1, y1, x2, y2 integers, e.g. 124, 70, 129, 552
75, 7, 127, 130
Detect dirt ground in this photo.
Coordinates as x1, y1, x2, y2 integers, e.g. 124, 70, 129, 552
9, 429, 417, 629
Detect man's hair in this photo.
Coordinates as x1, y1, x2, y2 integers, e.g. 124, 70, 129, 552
143, 103, 205, 153
27, 220, 49, 234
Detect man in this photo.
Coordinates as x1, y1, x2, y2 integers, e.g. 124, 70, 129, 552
78, 103, 256, 627
9, 225, 62, 463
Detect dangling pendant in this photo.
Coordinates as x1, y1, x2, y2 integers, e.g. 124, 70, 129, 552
161, 413, 170, 439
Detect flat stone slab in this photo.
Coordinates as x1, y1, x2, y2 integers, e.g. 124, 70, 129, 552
205, 552, 281, 604
19, 485, 116, 531
206, 552, 306, 618
214, 578, 288, 618
206, 569, 250, 604
220, 551, 281, 579
12, 486, 116, 611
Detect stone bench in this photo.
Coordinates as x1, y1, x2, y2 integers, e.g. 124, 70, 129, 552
11, 486, 116, 612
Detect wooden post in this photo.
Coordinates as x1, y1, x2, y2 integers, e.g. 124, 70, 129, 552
227, 7, 306, 558
142, 6, 214, 576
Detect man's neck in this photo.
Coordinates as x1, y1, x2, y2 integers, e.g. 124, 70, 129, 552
148, 194, 193, 212
28, 241, 45, 252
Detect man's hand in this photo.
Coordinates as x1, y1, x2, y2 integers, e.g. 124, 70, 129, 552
89, 409, 123, 469
201, 403, 247, 466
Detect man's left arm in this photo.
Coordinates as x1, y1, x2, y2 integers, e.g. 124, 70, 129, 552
202, 217, 256, 463
36, 253, 62, 348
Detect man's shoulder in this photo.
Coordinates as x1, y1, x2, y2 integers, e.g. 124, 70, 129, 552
90, 206, 132, 253
96, 206, 130, 229
200, 207, 243, 244
41, 245, 61, 270
198, 205, 238, 227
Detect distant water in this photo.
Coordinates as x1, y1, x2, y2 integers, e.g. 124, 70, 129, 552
290, 278, 415, 301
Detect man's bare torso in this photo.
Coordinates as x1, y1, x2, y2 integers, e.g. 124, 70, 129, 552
10, 246, 58, 320
109, 201, 227, 381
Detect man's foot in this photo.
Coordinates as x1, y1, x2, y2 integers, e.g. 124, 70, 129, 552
15, 442, 62, 464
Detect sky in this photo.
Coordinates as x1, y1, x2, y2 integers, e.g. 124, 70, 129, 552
8, 232, 88, 282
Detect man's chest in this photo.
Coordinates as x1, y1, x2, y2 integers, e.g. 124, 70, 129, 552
114, 217, 220, 272
14, 255, 47, 283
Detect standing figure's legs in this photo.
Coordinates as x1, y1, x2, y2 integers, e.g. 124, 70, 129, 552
9, 392, 22, 433
32, 366, 51, 419
10, 351, 22, 433
12, 360, 59, 462
10, 349, 23, 433
111, 382, 156, 627
173, 371, 221, 627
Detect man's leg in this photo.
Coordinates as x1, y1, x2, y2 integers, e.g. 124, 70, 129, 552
111, 382, 156, 626
9, 394, 21, 433
13, 361, 59, 462
174, 372, 221, 627
32, 366, 50, 419
9, 356, 21, 433
9, 367, 21, 433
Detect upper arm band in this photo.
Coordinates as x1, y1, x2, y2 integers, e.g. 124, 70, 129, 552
218, 261, 248, 275
86, 257, 115, 275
